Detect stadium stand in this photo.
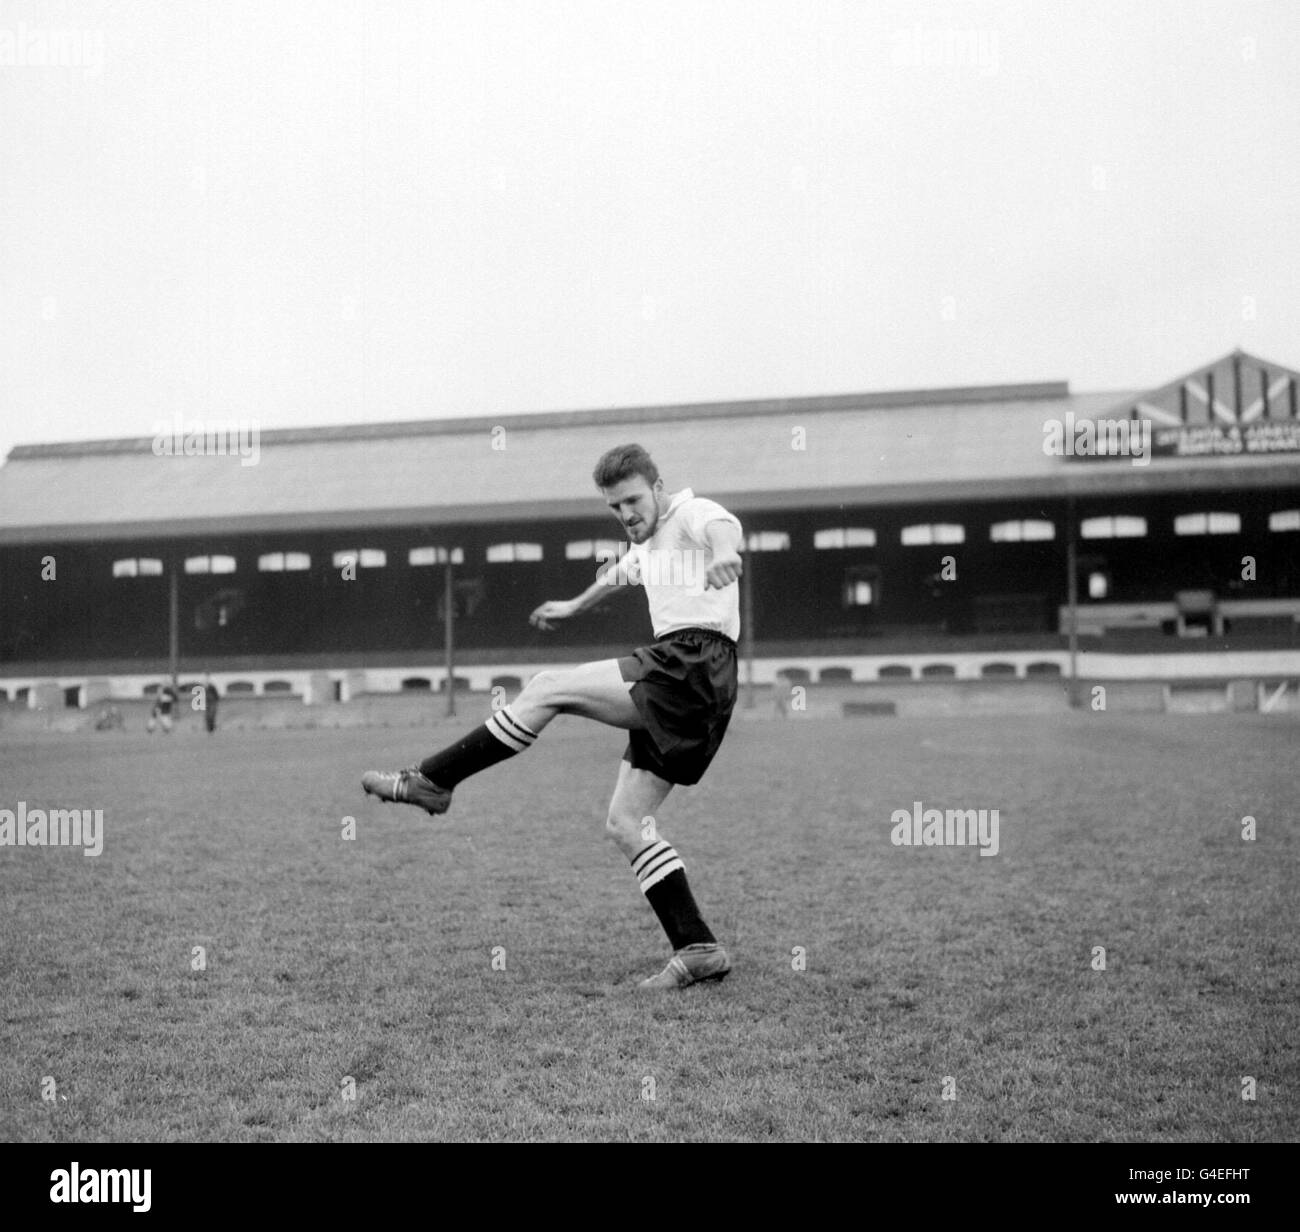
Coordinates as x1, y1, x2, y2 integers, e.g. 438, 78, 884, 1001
2, 350, 1297, 717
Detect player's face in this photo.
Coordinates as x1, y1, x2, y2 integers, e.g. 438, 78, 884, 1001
603, 475, 663, 544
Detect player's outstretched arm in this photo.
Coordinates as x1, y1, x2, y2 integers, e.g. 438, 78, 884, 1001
528, 557, 626, 630
703, 520, 743, 590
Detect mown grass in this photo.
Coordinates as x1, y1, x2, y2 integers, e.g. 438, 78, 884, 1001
1, 711, 1295, 1141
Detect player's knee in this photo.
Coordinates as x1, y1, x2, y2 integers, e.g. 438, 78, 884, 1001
524, 668, 562, 699
527, 666, 588, 712
604, 807, 641, 849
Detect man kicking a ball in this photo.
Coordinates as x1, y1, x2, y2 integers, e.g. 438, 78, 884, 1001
362, 443, 742, 991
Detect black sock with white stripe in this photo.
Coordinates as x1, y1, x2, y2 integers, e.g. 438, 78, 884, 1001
630, 840, 716, 950
417, 704, 539, 786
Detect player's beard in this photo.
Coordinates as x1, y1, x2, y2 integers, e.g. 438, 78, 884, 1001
626, 508, 654, 543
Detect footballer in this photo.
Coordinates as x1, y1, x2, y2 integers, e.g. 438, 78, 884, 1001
363, 443, 742, 990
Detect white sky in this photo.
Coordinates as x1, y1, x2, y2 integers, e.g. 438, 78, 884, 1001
1, 0, 1297, 461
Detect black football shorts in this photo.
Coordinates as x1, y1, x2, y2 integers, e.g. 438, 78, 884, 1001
617, 626, 739, 786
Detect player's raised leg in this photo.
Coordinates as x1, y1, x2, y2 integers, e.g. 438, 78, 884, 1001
361, 659, 640, 814
605, 759, 731, 990
509, 658, 642, 731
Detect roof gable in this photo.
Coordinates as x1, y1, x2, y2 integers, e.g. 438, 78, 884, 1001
1107, 350, 1300, 426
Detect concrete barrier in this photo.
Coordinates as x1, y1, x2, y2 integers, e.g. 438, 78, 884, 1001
1084, 681, 1166, 713
843, 701, 898, 716
1228, 680, 1257, 712
756, 679, 1070, 718
29, 682, 63, 711
1165, 683, 1230, 714
3, 675, 1295, 732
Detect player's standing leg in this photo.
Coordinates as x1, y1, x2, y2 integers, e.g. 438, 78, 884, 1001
605, 759, 730, 990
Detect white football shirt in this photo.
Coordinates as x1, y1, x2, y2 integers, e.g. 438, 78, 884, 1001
619, 488, 743, 642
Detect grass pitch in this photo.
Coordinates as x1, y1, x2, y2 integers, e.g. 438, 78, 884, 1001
1, 711, 1295, 1142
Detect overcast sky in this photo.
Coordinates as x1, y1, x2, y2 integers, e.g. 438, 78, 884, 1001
1, 0, 1297, 461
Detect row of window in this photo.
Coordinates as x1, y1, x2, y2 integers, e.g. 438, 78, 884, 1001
822, 510, 1297, 544
113, 548, 465, 578
743, 511, 1299, 546
107, 510, 1300, 578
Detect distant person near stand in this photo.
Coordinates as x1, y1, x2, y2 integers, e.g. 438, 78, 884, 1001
147, 683, 178, 733
202, 674, 220, 733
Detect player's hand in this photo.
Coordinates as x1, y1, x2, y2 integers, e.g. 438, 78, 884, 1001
529, 599, 579, 631
704, 551, 742, 590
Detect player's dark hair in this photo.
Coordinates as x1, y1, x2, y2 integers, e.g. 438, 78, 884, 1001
592, 443, 659, 490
